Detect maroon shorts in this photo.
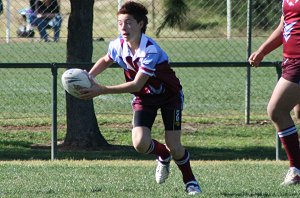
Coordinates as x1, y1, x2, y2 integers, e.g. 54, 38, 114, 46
131, 91, 184, 130
133, 108, 182, 130
282, 58, 300, 84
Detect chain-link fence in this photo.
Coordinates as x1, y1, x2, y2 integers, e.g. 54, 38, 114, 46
0, 1, 284, 129
0, 0, 283, 62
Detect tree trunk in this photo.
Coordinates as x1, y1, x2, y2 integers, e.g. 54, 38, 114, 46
63, 0, 109, 149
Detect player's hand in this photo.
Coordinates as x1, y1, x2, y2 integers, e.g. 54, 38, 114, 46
81, 70, 95, 83
248, 51, 264, 67
79, 82, 106, 100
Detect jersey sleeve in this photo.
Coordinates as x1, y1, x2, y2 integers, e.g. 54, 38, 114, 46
107, 38, 127, 69
139, 45, 160, 77
107, 40, 119, 61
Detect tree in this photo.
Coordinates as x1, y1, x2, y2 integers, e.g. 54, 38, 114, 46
62, 0, 109, 149
252, 0, 281, 30
0, 0, 3, 15
155, 0, 189, 36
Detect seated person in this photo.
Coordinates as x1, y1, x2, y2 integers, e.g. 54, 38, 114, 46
29, 0, 62, 42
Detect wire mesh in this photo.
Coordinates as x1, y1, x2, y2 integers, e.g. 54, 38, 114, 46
0, 0, 283, 125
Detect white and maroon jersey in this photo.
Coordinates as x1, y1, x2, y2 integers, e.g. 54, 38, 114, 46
283, 0, 300, 58
107, 34, 182, 98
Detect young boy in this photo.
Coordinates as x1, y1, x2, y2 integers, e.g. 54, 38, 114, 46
80, 1, 201, 195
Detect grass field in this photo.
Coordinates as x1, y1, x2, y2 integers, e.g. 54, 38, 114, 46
1, 160, 300, 197
0, 61, 293, 196
0, 0, 282, 63
0, 65, 278, 122
0, 1, 293, 197
0, 38, 282, 63
0, 115, 296, 197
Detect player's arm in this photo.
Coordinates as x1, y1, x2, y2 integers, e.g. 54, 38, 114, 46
102, 70, 149, 94
248, 15, 284, 67
89, 54, 113, 78
79, 70, 149, 100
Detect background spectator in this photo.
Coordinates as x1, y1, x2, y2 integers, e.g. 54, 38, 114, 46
29, 0, 62, 42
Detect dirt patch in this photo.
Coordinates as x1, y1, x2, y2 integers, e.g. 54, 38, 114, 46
0, 125, 64, 132
0, 119, 272, 133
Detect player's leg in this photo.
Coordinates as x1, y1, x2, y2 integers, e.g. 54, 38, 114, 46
131, 126, 152, 153
132, 109, 172, 184
267, 77, 300, 185
131, 110, 171, 162
162, 108, 201, 195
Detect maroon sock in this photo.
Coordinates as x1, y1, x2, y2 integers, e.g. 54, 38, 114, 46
146, 139, 170, 160
174, 150, 195, 184
278, 125, 300, 168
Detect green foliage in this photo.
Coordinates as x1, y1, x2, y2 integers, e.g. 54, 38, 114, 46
155, 0, 189, 36
252, 0, 282, 30
168, 0, 282, 32
0, 0, 3, 15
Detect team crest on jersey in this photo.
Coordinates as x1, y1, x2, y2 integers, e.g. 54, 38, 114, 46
286, 0, 299, 6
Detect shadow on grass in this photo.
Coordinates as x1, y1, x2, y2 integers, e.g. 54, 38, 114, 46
0, 139, 287, 161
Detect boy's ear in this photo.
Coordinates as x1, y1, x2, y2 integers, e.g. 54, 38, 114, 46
138, 21, 144, 29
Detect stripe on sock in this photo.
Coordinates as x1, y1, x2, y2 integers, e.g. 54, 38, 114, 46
145, 140, 154, 154
174, 151, 190, 166
278, 126, 297, 138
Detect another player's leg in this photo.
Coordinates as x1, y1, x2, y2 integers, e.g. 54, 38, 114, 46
268, 78, 300, 185
131, 110, 171, 184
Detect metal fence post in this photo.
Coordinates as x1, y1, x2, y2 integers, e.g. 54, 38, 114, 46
245, 0, 253, 124
227, 0, 232, 40
51, 63, 58, 160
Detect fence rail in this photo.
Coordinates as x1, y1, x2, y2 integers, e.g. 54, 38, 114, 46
0, 62, 282, 159
0, 0, 285, 159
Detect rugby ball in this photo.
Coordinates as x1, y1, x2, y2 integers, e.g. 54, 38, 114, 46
61, 68, 92, 98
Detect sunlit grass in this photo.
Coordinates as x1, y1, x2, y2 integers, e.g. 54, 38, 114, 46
0, 160, 297, 197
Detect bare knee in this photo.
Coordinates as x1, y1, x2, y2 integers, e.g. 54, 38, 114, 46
133, 141, 149, 153
267, 104, 281, 123
132, 127, 151, 153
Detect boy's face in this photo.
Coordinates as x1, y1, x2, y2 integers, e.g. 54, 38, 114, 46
117, 14, 143, 43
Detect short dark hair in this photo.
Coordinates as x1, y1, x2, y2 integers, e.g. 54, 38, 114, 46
117, 1, 148, 33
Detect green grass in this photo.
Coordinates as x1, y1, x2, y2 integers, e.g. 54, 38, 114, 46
0, 65, 278, 122
0, 115, 283, 160
0, 2, 292, 196
0, 160, 298, 197
0, 117, 295, 197
0, 38, 282, 63
0, 36, 282, 123
0, 64, 294, 197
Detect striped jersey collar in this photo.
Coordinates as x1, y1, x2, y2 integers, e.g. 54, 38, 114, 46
122, 34, 147, 59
